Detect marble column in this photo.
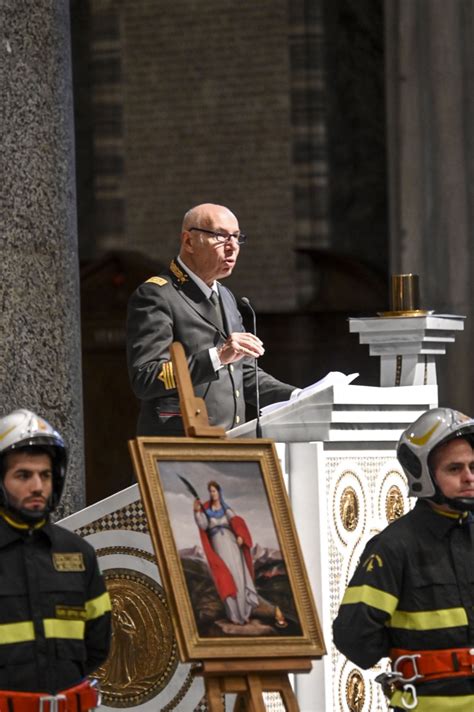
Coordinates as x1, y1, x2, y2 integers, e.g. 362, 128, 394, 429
0, 0, 84, 516
385, 0, 474, 414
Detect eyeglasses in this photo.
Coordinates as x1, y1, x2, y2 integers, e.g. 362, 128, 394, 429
188, 227, 247, 245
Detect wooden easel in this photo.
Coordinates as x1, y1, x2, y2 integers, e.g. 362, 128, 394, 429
199, 659, 311, 712
170, 341, 226, 438
170, 342, 311, 712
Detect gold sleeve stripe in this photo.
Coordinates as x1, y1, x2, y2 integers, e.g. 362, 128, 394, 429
0, 620, 35, 644
44, 618, 85, 639
341, 585, 398, 615
389, 606, 468, 631
390, 690, 474, 710
157, 361, 176, 390
85, 591, 112, 620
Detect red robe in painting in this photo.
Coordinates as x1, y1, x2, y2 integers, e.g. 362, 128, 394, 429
198, 503, 254, 602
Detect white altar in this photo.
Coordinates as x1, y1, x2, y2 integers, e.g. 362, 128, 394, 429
226, 308, 464, 711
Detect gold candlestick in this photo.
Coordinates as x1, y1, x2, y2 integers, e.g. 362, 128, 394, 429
378, 274, 428, 317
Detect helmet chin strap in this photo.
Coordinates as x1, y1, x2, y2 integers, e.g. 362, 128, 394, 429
430, 485, 474, 513
443, 496, 474, 513
14, 505, 51, 524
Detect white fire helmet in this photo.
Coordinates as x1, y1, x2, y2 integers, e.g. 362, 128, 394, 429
397, 407, 474, 509
0, 409, 67, 515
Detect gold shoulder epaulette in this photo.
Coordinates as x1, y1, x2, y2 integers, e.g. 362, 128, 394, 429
146, 276, 168, 287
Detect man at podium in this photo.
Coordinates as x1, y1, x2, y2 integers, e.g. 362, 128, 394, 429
126, 202, 297, 435
333, 407, 474, 710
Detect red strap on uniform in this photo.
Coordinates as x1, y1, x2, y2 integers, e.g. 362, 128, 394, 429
0, 679, 99, 712
390, 647, 474, 682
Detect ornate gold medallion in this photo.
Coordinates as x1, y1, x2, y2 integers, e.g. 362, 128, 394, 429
95, 568, 178, 707
346, 669, 365, 712
340, 487, 359, 531
386, 485, 404, 522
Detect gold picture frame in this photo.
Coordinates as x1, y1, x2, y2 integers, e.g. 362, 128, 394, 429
129, 436, 325, 662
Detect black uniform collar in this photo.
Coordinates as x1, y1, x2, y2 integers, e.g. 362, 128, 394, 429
175, 256, 217, 298
169, 258, 190, 286
415, 499, 471, 539
169, 258, 227, 335
0, 510, 51, 546
168, 259, 207, 300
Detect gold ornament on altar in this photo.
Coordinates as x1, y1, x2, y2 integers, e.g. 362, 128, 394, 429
340, 487, 359, 531
386, 484, 405, 522
378, 273, 428, 317
346, 669, 365, 711
95, 568, 178, 707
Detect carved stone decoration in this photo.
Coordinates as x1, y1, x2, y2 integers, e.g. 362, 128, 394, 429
345, 669, 365, 712
95, 568, 178, 707
385, 485, 405, 523
340, 486, 359, 532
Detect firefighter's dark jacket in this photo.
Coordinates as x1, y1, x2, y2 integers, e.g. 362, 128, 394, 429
0, 513, 112, 693
126, 258, 295, 435
333, 500, 474, 709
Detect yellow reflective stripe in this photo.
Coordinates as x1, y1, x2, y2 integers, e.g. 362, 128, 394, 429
341, 585, 398, 615
0, 602, 110, 644
85, 591, 112, 621
389, 607, 468, 630
0, 621, 35, 644
43, 618, 85, 639
391, 690, 474, 711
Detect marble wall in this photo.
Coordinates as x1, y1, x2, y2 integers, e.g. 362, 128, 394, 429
385, 0, 474, 414
0, 0, 84, 516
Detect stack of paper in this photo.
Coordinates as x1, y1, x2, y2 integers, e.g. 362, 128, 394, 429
260, 371, 359, 415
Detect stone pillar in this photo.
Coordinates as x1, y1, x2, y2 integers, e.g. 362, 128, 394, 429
385, 0, 474, 413
0, 0, 84, 516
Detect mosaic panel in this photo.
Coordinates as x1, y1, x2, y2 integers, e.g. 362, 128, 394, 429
325, 453, 412, 711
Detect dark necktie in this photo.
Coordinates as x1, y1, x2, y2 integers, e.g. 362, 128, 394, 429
209, 291, 225, 331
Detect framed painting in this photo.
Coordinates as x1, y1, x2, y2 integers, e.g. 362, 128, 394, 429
129, 436, 325, 661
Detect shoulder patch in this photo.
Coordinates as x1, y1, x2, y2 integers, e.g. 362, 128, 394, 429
146, 276, 168, 287
362, 553, 383, 572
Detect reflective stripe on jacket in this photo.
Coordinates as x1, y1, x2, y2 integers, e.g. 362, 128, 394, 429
0, 514, 111, 693
333, 500, 474, 708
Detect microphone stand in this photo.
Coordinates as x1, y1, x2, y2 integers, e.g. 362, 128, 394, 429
241, 297, 262, 438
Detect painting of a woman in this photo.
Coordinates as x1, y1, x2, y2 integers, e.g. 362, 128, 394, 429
193, 480, 259, 625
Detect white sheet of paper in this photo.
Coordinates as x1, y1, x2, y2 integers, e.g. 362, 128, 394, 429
260, 371, 359, 415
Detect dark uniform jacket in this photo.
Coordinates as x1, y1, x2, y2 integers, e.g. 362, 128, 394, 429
126, 259, 295, 435
333, 500, 474, 710
0, 513, 111, 693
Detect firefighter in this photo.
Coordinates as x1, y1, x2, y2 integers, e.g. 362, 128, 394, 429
0, 409, 111, 709
333, 407, 474, 710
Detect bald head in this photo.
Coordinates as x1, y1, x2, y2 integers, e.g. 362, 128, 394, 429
181, 203, 237, 233
179, 203, 241, 285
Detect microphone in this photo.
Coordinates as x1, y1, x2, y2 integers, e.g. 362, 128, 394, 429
241, 297, 262, 438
